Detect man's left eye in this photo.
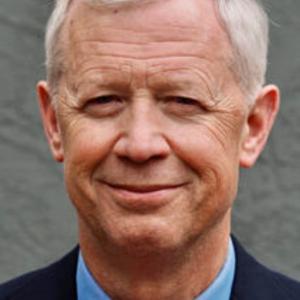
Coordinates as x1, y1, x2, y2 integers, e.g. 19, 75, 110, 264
163, 96, 206, 116
172, 96, 198, 106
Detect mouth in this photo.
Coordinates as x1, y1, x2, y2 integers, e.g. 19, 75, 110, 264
108, 183, 184, 193
101, 181, 187, 212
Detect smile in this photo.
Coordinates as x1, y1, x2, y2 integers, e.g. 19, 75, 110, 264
101, 182, 187, 212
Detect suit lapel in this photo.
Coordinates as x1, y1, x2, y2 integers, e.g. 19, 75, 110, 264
230, 237, 290, 300
12, 247, 79, 300
230, 237, 269, 300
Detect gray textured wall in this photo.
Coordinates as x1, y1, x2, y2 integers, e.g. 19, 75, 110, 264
0, 0, 300, 283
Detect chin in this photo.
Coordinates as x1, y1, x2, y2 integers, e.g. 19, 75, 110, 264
104, 217, 188, 256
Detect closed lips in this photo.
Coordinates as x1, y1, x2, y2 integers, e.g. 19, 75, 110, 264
104, 183, 186, 193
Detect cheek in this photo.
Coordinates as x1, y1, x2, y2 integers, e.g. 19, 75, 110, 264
171, 126, 240, 233
63, 119, 116, 160
167, 120, 242, 201
60, 119, 119, 193
170, 122, 240, 169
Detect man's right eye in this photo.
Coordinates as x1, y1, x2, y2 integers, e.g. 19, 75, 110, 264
85, 95, 124, 117
89, 95, 122, 105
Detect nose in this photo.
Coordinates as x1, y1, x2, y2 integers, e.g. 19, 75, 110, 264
113, 102, 171, 163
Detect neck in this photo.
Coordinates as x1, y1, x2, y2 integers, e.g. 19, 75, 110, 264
79, 217, 231, 300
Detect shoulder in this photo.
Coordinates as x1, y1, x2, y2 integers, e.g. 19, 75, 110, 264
232, 237, 300, 300
0, 247, 78, 300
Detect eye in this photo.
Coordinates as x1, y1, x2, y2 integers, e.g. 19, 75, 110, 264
164, 96, 206, 116
89, 95, 122, 105
172, 96, 198, 106
85, 95, 124, 117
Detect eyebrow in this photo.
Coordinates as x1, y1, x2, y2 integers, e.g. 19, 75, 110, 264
72, 65, 133, 92
147, 68, 221, 95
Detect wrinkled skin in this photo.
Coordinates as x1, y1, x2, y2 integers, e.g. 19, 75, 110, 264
38, 0, 279, 298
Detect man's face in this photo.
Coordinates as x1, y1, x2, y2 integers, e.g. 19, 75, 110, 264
43, 0, 252, 252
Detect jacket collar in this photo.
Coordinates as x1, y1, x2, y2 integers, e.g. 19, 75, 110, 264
230, 236, 294, 300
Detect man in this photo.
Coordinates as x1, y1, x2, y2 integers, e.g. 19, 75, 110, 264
1, 0, 299, 299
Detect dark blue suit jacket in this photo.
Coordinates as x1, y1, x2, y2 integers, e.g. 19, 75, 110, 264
1, 238, 300, 299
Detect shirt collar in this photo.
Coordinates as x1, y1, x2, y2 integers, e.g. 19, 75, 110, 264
76, 239, 236, 300
77, 253, 111, 300
194, 238, 236, 300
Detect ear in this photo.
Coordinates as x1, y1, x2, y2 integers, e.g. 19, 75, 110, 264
239, 85, 280, 168
37, 81, 64, 162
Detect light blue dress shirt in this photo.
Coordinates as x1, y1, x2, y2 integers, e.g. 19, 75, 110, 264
77, 239, 236, 300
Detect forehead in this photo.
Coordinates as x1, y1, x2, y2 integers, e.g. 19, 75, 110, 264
64, 0, 231, 55
60, 0, 234, 95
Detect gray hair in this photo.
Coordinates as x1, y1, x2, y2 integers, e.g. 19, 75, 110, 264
45, 0, 269, 103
